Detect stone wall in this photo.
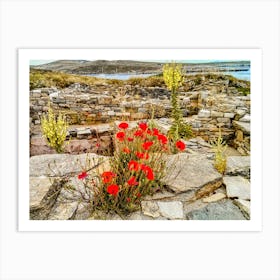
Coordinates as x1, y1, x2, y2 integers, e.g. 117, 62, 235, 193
30, 77, 250, 155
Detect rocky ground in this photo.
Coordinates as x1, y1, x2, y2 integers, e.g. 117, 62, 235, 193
30, 122, 250, 220
29, 73, 251, 220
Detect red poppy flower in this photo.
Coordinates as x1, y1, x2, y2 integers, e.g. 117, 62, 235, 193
101, 171, 116, 183
152, 128, 159, 136
176, 140, 186, 151
157, 134, 168, 145
122, 147, 131, 154
127, 137, 134, 142
134, 130, 143, 137
78, 171, 88, 180
137, 193, 141, 198
107, 184, 119, 196
141, 164, 154, 180
146, 169, 154, 180
139, 122, 148, 131
142, 141, 153, 151
127, 197, 131, 202
118, 122, 129, 130
127, 176, 139, 186
96, 143, 101, 148
147, 129, 152, 135
128, 160, 140, 171
116, 131, 125, 141
135, 151, 149, 160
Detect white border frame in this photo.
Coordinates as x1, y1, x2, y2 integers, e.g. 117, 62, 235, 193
19, 48, 262, 232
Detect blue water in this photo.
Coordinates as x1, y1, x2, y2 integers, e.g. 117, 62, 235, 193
85, 69, 250, 81
224, 71, 250, 81
87, 73, 155, 80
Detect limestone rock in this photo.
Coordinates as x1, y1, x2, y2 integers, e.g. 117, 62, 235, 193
163, 154, 223, 195
233, 121, 250, 135
224, 112, 235, 118
141, 201, 161, 218
211, 110, 223, 118
157, 201, 184, 219
77, 128, 92, 139
48, 201, 79, 220
234, 199, 250, 219
198, 109, 211, 118
186, 199, 246, 220
239, 114, 250, 122
202, 193, 226, 203
224, 176, 250, 200
30, 153, 108, 177
127, 211, 154, 220
225, 156, 250, 178
29, 176, 55, 209
30, 177, 65, 220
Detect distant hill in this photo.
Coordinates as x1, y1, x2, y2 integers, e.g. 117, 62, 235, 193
32, 60, 164, 74
31, 60, 250, 75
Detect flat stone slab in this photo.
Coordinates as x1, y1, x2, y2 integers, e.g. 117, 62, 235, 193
48, 201, 79, 220
239, 114, 250, 122
30, 176, 54, 209
157, 201, 184, 219
163, 154, 223, 194
126, 211, 154, 220
233, 121, 250, 135
225, 156, 250, 178
224, 176, 250, 200
186, 199, 246, 220
234, 199, 250, 219
77, 128, 92, 139
202, 193, 226, 203
30, 153, 108, 177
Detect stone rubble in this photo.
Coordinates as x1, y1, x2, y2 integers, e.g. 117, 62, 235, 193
29, 75, 251, 220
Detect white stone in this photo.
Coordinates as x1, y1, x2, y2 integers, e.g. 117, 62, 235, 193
157, 201, 184, 219
239, 114, 251, 122
202, 193, 226, 203
233, 120, 250, 135
224, 113, 235, 118
234, 199, 250, 219
198, 109, 211, 118
224, 176, 250, 200
225, 156, 250, 177
141, 201, 161, 218
107, 110, 115, 116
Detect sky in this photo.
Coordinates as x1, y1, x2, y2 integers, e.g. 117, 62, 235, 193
30, 60, 55, 65
29, 59, 243, 66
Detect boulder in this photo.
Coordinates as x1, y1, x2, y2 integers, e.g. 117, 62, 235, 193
157, 201, 184, 219
162, 154, 223, 196
225, 156, 250, 178
30, 153, 108, 177
223, 176, 250, 200
186, 199, 246, 220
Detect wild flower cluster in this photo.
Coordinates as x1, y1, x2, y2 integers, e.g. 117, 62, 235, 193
76, 121, 186, 216
163, 63, 193, 141
41, 105, 68, 153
